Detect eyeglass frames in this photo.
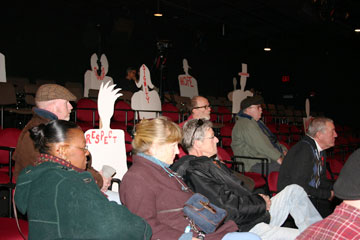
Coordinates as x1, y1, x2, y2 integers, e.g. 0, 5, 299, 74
66, 144, 89, 153
192, 105, 211, 110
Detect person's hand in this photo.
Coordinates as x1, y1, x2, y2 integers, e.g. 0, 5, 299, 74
100, 171, 112, 192
283, 150, 288, 156
277, 157, 284, 165
259, 194, 271, 211
192, 238, 201, 240
328, 190, 335, 201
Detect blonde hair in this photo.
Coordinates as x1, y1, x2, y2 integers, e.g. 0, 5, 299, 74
132, 116, 182, 154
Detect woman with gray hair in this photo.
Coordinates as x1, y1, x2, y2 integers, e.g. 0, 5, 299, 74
120, 117, 261, 240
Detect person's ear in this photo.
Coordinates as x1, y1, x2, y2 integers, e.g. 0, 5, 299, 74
54, 143, 68, 160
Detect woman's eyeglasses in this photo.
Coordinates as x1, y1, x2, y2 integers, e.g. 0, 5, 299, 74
67, 144, 89, 153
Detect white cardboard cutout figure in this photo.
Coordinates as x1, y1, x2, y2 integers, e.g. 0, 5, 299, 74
131, 64, 161, 119
84, 82, 128, 185
303, 98, 312, 132
84, 53, 113, 97
178, 58, 199, 98
229, 63, 253, 114
0, 53, 6, 82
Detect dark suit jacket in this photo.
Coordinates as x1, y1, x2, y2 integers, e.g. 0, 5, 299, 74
277, 135, 333, 199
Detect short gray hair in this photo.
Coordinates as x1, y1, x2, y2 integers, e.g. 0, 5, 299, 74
182, 118, 213, 152
307, 117, 334, 137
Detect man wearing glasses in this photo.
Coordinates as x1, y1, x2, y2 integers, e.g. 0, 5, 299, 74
231, 95, 288, 173
171, 118, 322, 239
179, 96, 211, 127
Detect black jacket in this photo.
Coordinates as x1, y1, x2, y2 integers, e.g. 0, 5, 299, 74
277, 135, 333, 199
171, 155, 270, 232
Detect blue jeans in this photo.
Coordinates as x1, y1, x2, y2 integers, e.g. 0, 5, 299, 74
222, 232, 261, 240
249, 184, 323, 240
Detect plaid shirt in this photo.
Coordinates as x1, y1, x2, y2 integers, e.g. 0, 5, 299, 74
296, 202, 360, 240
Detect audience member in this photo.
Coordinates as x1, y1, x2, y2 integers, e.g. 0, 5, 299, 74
14, 120, 152, 239
296, 148, 360, 239
231, 95, 287, 173
278, 117, 338, 217
120, 117, 261, 240
179, 96, 211, 127
116, 66, 140, 93
172, 118, 322, 239
13, 84, 107, 189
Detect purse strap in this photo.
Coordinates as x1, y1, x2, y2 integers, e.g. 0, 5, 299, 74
12, 188, 28, 240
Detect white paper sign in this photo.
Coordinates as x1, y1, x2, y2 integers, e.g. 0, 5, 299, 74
131, 64, 161, 119
85, 82, 127, 185
0, 53, 6, 82
178, 58, 198, 98
230, 63, 253, 114
84, 53, 113, 97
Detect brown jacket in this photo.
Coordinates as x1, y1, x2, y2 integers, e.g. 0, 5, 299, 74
13, 108, 103, 188
120, 154, 238, 240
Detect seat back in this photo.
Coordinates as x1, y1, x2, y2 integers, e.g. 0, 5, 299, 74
268, 171, 279, 195
161, 103, 180, 122
0, 83, 17, 106
0, 217, 29, 239
76, 98, 99, 122
0, 128, 21, 165
113, 100, 134, 123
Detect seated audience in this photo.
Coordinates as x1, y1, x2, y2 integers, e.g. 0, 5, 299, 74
120, 117, 261, 240
13, 84, 107, 190
179, 96, 211, 127
14, 120, 152, 239
296, 148, 360, 239
172, 118, 323, 239
278, 117, 337, 217
116, 66, 140, 93
231, 95, 287, 173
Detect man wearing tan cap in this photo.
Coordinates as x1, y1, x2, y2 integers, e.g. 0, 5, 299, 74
13, 84, 103, 187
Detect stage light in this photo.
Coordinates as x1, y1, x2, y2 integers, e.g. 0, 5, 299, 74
154, 0, 163, 17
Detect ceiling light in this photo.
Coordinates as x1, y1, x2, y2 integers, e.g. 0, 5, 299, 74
355, 29, 360, 32
264, 40, 271, 51
154, 0, 162, 17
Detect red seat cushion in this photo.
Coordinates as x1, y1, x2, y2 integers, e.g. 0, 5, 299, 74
244, 172, 266, 189
0, 217, 28, 239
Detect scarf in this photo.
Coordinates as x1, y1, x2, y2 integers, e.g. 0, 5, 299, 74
36, 153, 85, 173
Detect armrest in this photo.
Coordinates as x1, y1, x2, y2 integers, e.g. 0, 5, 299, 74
232, 155, 269, 177
222, 160, 245, 173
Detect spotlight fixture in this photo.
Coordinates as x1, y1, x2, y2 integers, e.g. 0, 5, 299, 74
264, 40, 271, 51
264, 47, 271, 52
154, 0, 163, 17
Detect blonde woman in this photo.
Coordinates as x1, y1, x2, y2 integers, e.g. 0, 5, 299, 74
120, 117, 260, 240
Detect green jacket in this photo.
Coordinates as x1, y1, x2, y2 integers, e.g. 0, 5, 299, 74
15, 162, 152, 240
231, 116, 285, 171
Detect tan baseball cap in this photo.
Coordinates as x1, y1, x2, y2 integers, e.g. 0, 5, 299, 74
35, 84, 77, 102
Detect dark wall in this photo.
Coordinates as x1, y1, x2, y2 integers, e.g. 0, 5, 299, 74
1, 6, 359, 130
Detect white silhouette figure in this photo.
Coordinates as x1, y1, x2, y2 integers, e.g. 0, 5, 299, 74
178, 58, 199, 98
131, 64, 161, 119
84, 53, 113, 97
230, 63, 253, 114
0, 53, 6, 82
84, 82, 128, 184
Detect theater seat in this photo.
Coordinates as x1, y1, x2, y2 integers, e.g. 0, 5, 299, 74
0, 217, 28, 239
